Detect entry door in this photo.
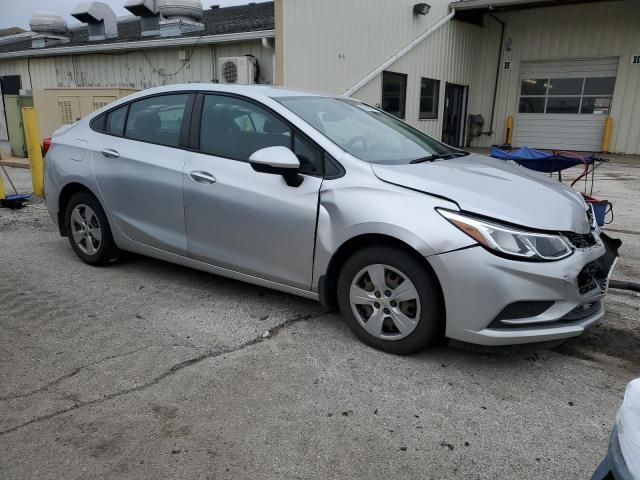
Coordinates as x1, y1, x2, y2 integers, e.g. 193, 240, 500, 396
442, 83, 468, 148
183, 93, 323, 290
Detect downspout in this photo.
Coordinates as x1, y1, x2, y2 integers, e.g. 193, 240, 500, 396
484, 13, 505, 136
344, 9, 456, 97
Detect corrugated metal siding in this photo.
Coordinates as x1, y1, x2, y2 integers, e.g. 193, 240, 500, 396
515, 115, 609, 151
281, 0, 493, 140
474, 0, 640, 154
520, 57, 619, 78
0, 40, 274, 140
281, 0, 640, 154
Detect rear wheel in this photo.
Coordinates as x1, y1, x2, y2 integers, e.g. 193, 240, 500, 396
337, 246, 442, 355
65, 192, 120, 266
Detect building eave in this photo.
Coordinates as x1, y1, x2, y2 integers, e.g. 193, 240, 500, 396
450, 0, 618, 12
0, 29, 275, 60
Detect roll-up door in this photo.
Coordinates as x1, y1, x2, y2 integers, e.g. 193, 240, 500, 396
515, 58, 618, 151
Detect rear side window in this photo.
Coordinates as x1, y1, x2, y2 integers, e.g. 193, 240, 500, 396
199, 94, 292, 161
105, 105, 127, 136
124, 94, 189, 147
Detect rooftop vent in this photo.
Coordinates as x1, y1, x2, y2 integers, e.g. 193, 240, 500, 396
158, 0, 204, 37
29, 13, 69, 48
71, 2, 118, 41
125, 0, 160, 37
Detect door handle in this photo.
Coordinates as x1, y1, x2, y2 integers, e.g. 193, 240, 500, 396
100, 149, 120, 159
189, 170, 217, 184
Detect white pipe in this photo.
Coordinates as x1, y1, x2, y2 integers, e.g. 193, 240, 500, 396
344, 9, 456, 97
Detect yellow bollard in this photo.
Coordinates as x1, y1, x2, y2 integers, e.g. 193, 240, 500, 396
601, 116, 612, 153
0, 173, 5, 200
506, 116, 514, 145
21, 107, 44, 196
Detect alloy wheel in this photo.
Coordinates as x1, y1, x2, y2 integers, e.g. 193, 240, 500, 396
349, 264, 421, 341
70, 204, 102, 256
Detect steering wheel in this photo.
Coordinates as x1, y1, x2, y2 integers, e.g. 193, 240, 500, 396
346, 135, 370, 151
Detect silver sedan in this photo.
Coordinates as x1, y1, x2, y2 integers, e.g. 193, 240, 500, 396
44, 84, 617, 354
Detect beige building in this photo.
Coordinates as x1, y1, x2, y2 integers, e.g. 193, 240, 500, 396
277, 0, 640, 154
0, 2, 276, 150
1, 0, 639, 155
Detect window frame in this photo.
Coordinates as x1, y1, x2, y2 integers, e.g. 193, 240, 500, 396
89, 90, 344, 179
418, 77, 440, 120
191, 92, 338, 178
89, 92, 196, 150
518, 76, 616, 115
381, 71, 408, 120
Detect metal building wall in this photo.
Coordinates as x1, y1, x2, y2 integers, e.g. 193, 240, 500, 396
474, 0, 640, 154
0, 39, 274, 140
280, 0, 501, 141
281, 0, 639, 154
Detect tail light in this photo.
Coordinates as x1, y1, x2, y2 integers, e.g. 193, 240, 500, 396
42, 137, 52, 155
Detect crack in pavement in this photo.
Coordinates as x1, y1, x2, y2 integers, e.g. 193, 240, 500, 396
0, 313, 317, 436
0, 344, 200, 402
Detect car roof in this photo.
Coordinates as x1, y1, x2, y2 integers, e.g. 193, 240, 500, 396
125, 83, 331, 101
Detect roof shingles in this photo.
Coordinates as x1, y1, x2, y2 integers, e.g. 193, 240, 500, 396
0, 2, 274, 55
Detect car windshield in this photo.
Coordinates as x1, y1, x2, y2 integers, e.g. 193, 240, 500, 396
276, 96, 459, 164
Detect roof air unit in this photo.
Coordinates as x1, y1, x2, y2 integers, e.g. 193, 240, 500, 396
158, 0, 204, 37
29, 13, 69, 48
124, 0, 160, 37
218, 56, 257, 85
71, 2, 118, 41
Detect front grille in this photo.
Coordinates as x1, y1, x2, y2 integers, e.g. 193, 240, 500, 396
577, 261, 607, 295
564, 231, 598, 249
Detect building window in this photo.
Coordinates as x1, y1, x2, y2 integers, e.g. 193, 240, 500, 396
381, 71, 407, 119
419, 78, 440, 120
518, 76, 615, 115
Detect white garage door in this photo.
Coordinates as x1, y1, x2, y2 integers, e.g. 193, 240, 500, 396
514, 58, 618, 152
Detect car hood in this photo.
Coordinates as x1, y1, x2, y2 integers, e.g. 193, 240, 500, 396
371, 153, 590, 233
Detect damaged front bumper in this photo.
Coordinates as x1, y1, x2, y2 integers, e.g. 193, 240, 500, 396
427, 232, 621, 346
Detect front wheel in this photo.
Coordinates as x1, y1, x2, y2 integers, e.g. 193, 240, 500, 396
337, 246, 443, 355
65, 191, 121, 266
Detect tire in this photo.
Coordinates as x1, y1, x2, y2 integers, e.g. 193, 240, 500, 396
65, 191, 121, 266
336, 245, 443, 355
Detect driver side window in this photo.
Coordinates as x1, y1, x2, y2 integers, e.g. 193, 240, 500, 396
199, 95, 291, 161
199, 94, 324, 176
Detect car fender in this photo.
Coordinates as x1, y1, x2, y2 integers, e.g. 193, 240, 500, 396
312, 177, 475, 291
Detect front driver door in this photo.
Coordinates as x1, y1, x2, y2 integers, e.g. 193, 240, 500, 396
183, 94, 323, 290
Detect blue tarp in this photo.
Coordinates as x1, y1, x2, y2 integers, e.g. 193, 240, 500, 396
490, 146, 595, 173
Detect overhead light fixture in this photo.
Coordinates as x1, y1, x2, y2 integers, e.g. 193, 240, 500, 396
413, 3, 431, 15
505, 37, 513, 52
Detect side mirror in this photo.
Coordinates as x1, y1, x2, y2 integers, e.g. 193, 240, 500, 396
249, 146, 303, 187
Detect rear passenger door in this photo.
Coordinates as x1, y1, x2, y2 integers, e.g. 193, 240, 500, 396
91, 93, 192, 255
183, 93, 324, 290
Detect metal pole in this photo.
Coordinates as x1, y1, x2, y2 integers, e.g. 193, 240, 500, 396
344, 9, 456, 97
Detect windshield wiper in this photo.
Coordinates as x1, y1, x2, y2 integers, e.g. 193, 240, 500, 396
409, 151, 470, 164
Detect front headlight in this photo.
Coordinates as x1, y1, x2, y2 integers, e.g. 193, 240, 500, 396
438, 209, 574, 261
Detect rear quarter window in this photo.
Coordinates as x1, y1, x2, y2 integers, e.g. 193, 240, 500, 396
90, 104, 128, 136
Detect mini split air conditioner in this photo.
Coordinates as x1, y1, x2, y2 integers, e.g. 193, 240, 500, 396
218, 56, 257, 85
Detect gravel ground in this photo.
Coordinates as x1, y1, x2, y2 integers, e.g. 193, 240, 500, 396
0, 162, 638, 479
